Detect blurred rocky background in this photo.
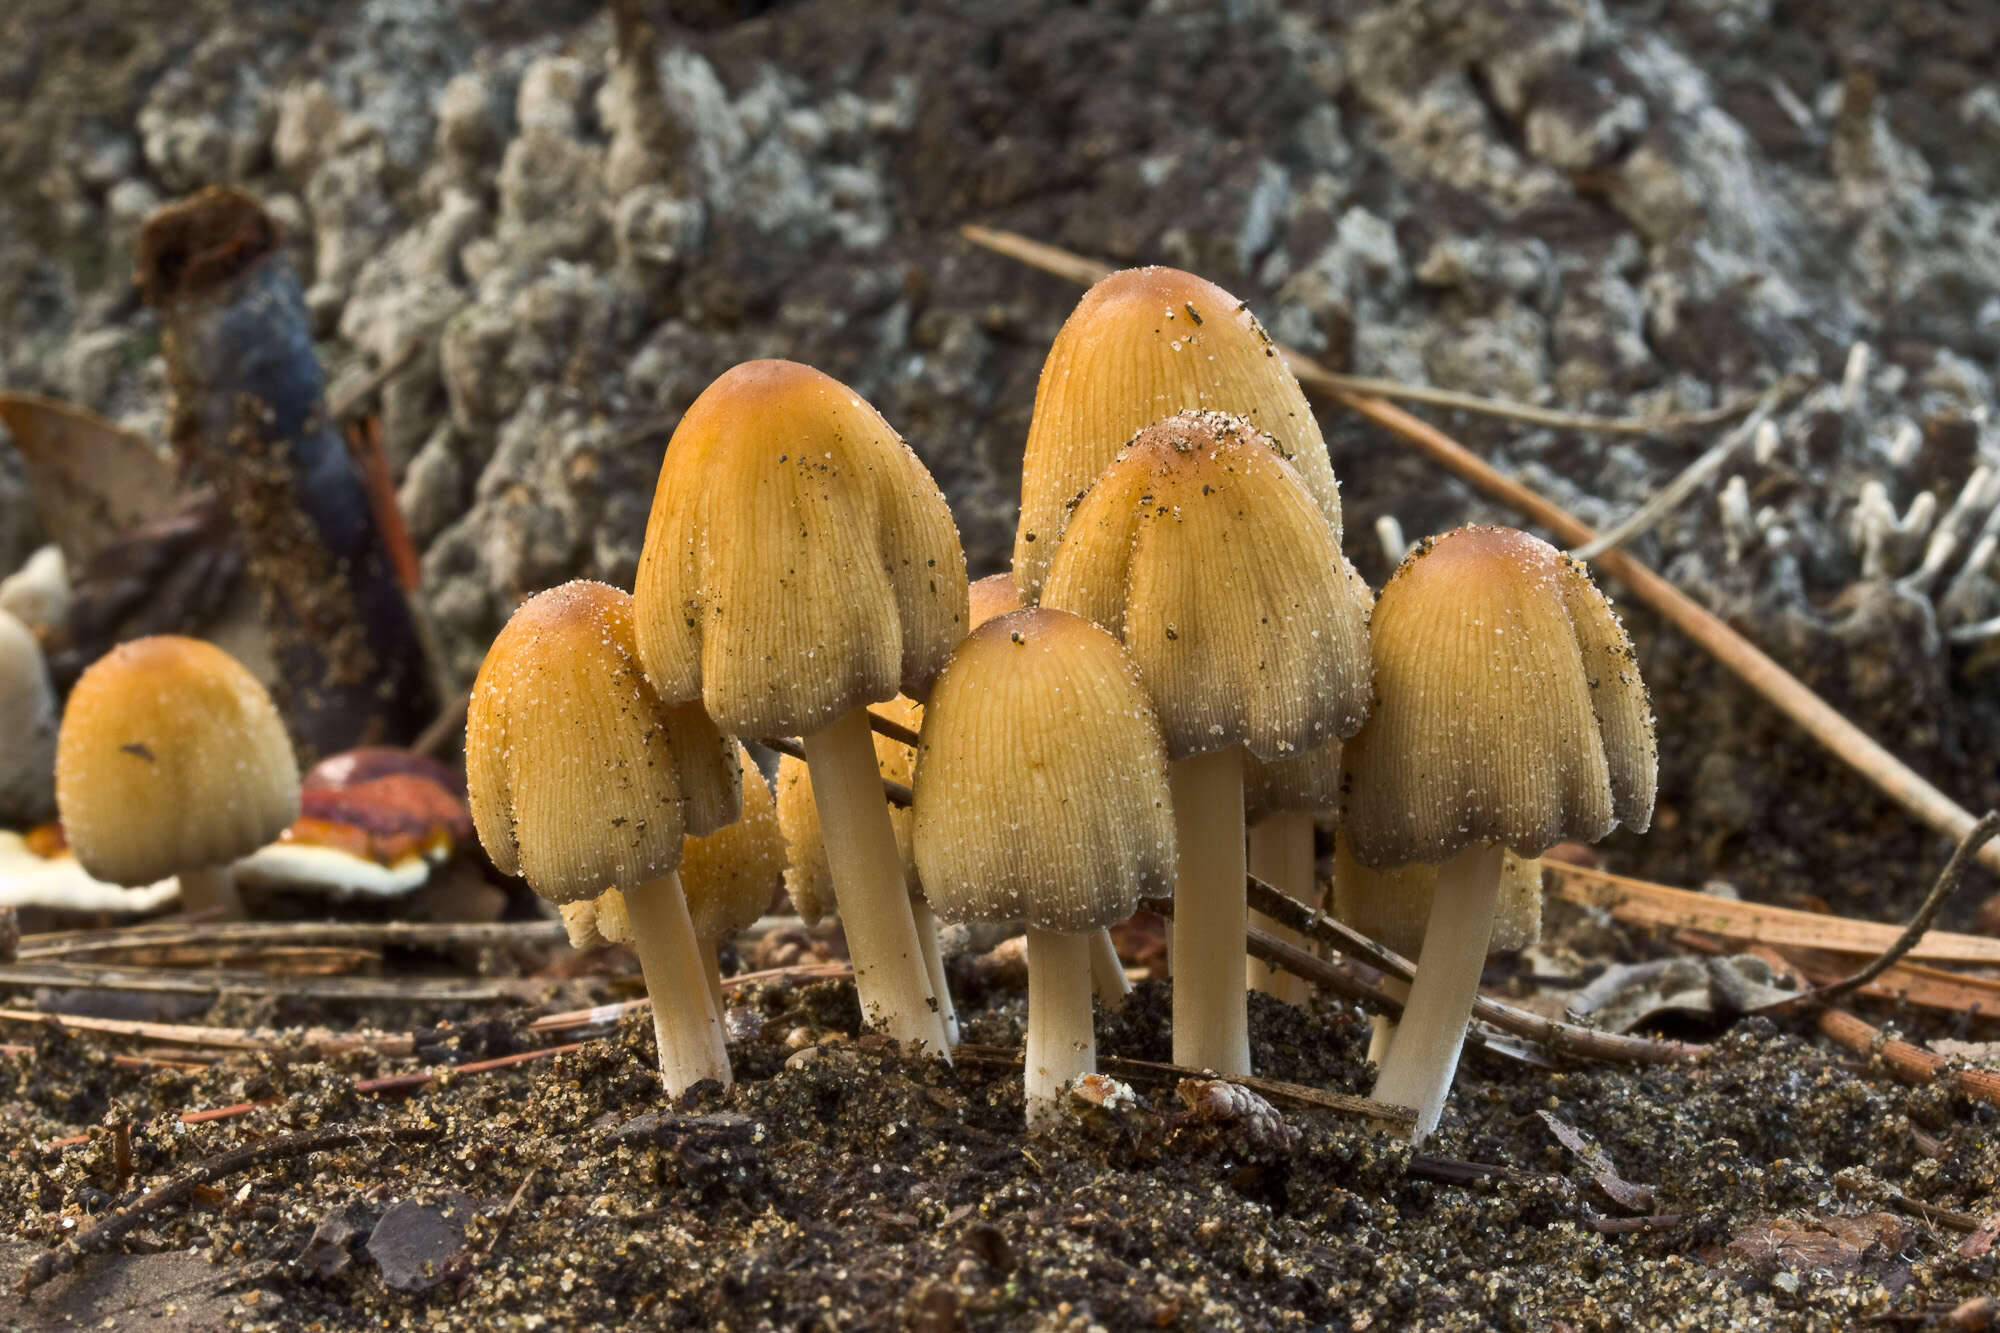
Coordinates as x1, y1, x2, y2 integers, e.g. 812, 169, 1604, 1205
1, 0, 1996, 916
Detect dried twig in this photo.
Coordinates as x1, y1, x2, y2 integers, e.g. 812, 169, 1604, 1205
328, 337, 426, 422
867, 712, 921, 748
1753, 813, 1999, 1013
413, 687, 471, 757
1588, 1212, 1689, 1235
17, 1124, 435, 1293
1813, 1005, 2000, 1111
1230, 880, 1701, 1066
960, 225, 2000, 879
956, 225, 1766, 437
1549, 863, 2000, 965
0, 1006, 411, 1057
765, 737, 914, 805
0, 961, 542, 1004
1569, 392, 1782, 560
19, 919, 567, 962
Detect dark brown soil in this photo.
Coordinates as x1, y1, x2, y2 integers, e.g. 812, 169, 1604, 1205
3, 939, 1997, 1331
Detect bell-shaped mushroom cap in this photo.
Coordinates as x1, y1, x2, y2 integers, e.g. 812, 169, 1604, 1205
1014, 266, 1342, 603
1331, 839, 1544, 958
631, 359, 970, 737
1340, 526, 1657, 869
680, 741, 785, 940
912, 608, 1175, 934
465, 580, 738, 905
775, 694, 920, 924
55, 634, 301, 886
1242, 566, 1371, 822
967, 571, 1023, 630
1041, 409, 1371, 762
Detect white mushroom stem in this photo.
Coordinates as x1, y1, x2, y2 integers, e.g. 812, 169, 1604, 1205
1025, 927, 1094, 1131
1089, 927, 1131, 1008
177, 865, 244, 920
1246, 810, 1317, 1005
1169, 745, 1251, 1076
910, 896, 961, 1046
1367, 974, 1410, 1067
1371, 842, 1505, 1143
624, 872, 732, 1096
803, 706, 953, 1059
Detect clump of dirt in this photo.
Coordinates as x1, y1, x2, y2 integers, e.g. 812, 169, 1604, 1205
3, 973, 1996, 1330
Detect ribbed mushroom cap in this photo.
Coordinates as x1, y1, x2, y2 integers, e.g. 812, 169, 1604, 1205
55, 635, 300, 886
680, 740, 785, 940
1041, 409, 1371, 762
465, 580, 738, 906
967, 572, 1023, 630
631, 359, 970, 737
1014, 266, 1342, 603
775, 693, 920, 924
1242, 567, 1371, 821
1331, 839, 1544, 958
1340, 525, 1657, 869
912, 608, 1175, 934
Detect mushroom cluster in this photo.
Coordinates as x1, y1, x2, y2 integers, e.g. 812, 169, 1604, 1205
437, 263, 1657, 1137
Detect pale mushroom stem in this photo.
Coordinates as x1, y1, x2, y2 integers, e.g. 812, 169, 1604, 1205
1025, 927, 1094, 1130
1169, 745, 1251, 1075
802, 706, 953, 1059
700, 939, 727, 1014
1089, 927, 1131, 1008
624, 871, 733, 1097
1367, 975, 1411, 1066
910, 896, 961, 1045
1371, 842, 1505, 1143
177, 865, 244, 920
1246, 810, 1317, 1005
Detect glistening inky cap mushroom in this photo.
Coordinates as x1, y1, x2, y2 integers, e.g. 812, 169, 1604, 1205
1014, 266, 1343, 603
1341, 526, 1656, 868
912, 608, 1174, 1126
55, 634, 299, 917
465, 579, 739, 1096
631, 358, 969, 738
630, 358, 969, 1056
1341, 525, 1655, 1140
1042, 408, 1370, 1076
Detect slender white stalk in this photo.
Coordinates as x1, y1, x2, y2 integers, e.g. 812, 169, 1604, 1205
1371, 843, 1505, 1143
178, 864, 244, 920
1366, 974, 1410, 1067
1169, 746, 1250, 1075
624, 872, 732, 1097
910, 896, 961, 1046
1089, 927, 1131, 1009
1246, 810, 1318, 1005
1026, 928, 1094, 1130
803, 706, 952, 1058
